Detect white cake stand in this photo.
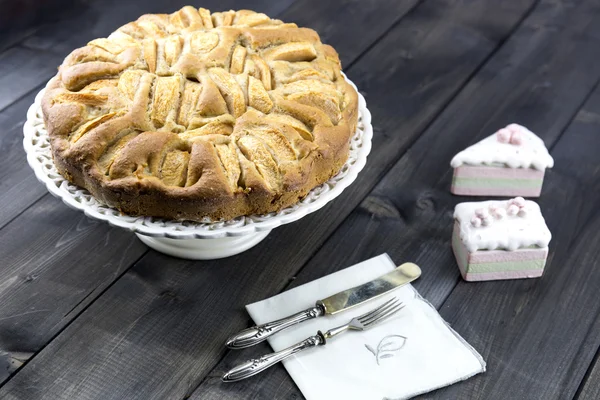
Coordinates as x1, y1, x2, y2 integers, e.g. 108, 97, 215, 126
23, 77, 372, 260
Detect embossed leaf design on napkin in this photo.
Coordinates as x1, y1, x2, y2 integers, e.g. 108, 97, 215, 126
365, 334, 408, 365
246, 254, 486, 400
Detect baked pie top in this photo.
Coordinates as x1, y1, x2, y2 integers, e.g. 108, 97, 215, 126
42, 6, 359, 221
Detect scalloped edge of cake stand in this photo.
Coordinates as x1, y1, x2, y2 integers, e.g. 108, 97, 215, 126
24, 75, 371, 259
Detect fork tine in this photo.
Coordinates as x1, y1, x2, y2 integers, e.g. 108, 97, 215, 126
358, 298, 400, 323
357, 297, 397, 321
363, 303, 405, 326
362, 304, 404, 327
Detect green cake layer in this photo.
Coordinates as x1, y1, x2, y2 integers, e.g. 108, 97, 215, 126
452, 177, 543, 188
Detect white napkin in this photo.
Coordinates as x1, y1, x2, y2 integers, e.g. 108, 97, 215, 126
246, 254, 486, 400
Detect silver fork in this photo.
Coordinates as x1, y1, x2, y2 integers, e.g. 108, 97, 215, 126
222, 297, 405, 382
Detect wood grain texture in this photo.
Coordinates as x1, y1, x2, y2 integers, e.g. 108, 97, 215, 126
0, 88, 48, 229
0, 0, 417, 232
0, 0, 79, 51
277, 0, 420, 67
0, 0, 400, 395
0, 0, 298, 388
0, 246, 334, 400
0, 1, 542, 399
0, 0, 599, 399
423, 79, 600, 400
21, 0, 297, 57
575, 324, 600, 398
0, 0, 297, 111
0, 47, 62, 112
0, 196, 148, 385
0, 0, 301, 225
193, 0, 600, 397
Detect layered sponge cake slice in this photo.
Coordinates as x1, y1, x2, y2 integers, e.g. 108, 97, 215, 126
452, 198, 552, 282
450, 124, 554, 197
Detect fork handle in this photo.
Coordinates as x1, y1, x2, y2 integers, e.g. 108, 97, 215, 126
226, 305, 324, 349
222, 332, 326, 382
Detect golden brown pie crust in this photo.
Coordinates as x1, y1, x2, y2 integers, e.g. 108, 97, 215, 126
42, 7, 359, 221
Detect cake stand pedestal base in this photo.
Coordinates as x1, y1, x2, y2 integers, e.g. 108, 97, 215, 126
135, 230, 271, 260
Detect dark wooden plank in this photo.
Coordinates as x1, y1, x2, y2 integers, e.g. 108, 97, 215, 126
0, 0, 300, 386
0, 0, 301, 228
191, 0, 600, 397
0, 0, 89, 52
0, 1, 538, 399
577, 346, 600, 399
22, 0, 297, 57
0, 0, 297, 110
0, 0, 295, 103
0, 88, 48, 229
1, 0, 420, 226
0, 195, 148, 384
0, 47, 62, 112
0, 0, 421, 229
190, 340, 301, 400
0, 0, 418, 393
284, 0, 600, 306
0, 0, 421, 348
424, 83, 600, 400
277, 0, 421, 67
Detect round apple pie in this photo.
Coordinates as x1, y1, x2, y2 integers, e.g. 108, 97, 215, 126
42, 7, 359, 221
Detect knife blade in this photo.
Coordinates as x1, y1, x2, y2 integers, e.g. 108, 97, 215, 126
225, 262, 421, 349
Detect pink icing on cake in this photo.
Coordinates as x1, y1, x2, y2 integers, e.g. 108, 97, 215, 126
450, 124, 553, 197
452, 199, 551, 282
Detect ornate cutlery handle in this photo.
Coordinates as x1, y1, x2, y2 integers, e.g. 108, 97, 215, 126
226, 305, 324, 349
222, 333, 325, 382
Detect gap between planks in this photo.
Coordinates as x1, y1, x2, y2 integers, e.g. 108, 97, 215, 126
185, 0, 543, 394
433, 75, 600, 315
187, 0, 600, 397
0, 0, 427, 393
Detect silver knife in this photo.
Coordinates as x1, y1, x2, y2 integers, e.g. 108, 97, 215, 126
223, 298, 405, 382
225, 262, 421, 349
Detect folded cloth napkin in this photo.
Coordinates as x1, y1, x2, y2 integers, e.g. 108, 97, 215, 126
246, 253, 486, 400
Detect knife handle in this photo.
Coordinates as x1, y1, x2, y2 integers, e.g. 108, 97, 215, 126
225, 305, 324, 349
222, 332, 325, 382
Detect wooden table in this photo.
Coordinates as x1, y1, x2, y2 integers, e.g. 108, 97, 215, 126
1, 0, 600, 398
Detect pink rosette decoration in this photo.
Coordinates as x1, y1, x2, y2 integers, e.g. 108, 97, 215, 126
488, 205, 506, 220
471, 208, 493, 227
496, 128, 511, 143
507, 197, 527, 217
496, 124, 523, 145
